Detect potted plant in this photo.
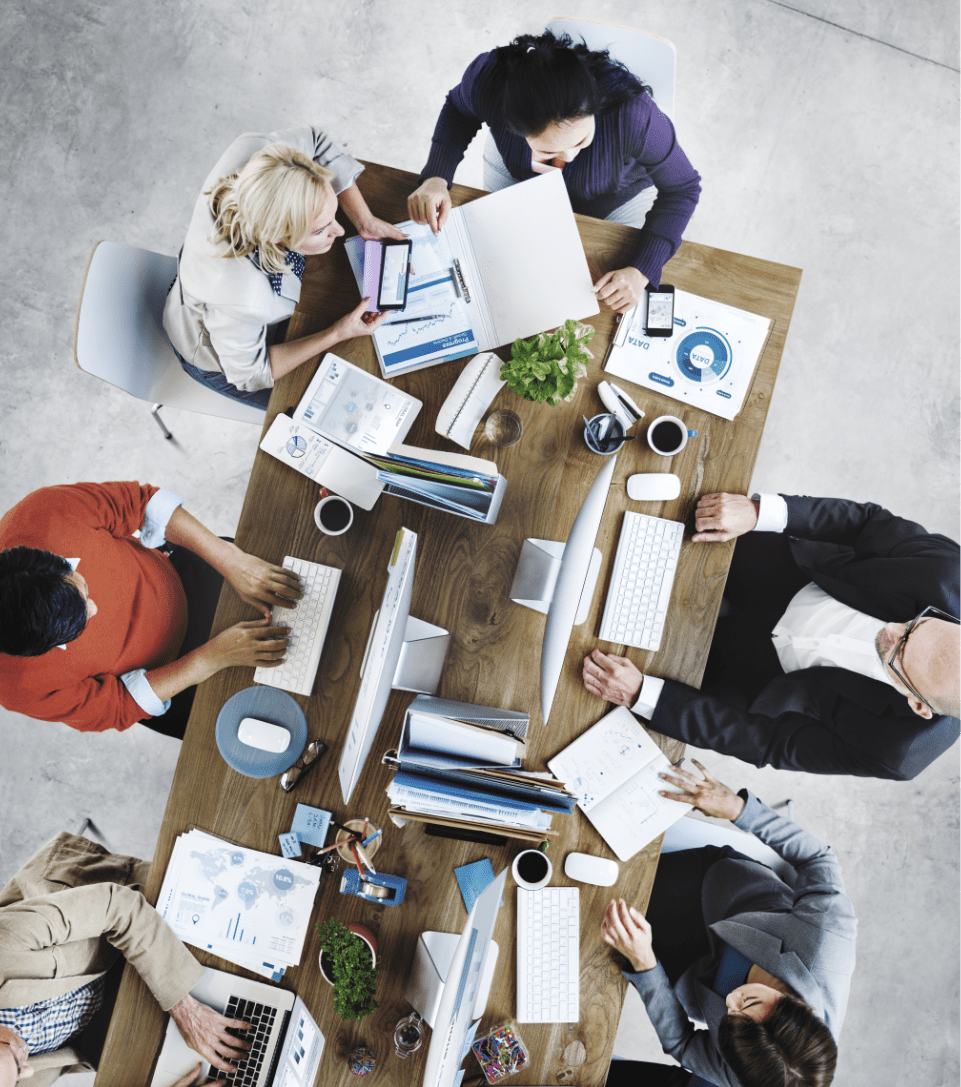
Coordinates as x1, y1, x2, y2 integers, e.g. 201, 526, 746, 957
500, 319, 595, 406
315, 919, 380, 1021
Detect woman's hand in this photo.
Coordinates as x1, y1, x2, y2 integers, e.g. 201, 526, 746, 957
337, 183, 407, 242
601, 899, 657, 972
407, 177, 452, 234
168, 994, 252, 1075
582, 649, 644, 706
355, 216, 408, 242
331, 296, 390, 342
692, 493, 760, 543
658, 759, 746, 822
223, 549, 302, 619
592, 267, 649, 313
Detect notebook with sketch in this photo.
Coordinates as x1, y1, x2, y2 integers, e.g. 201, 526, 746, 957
149, 966, 324, 1087
344, 171, 599, 379
547, 706, 687, 861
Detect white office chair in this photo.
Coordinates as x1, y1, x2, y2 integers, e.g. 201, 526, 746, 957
74, 240, 264, 438
546, 17, 677, 121
662, 808, 797, 888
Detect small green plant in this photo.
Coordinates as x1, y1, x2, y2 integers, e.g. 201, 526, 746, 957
500, 319, 595, 406
316, 919, 379, 1021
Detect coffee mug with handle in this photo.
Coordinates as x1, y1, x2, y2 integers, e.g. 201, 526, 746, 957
647, 415, 698, 456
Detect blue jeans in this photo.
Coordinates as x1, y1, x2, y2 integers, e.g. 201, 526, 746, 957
177, 354, 272, 411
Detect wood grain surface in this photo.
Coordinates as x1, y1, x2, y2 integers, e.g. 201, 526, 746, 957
96, 162, 800, 1087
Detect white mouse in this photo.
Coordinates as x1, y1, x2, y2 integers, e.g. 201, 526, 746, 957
564, 852, 619, 887
627, 473, 681, 501
237, 717, 291, 753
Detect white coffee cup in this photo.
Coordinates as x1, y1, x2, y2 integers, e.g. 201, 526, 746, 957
511, 849, 553, 890
647, 415, 698, 457
314, 495, 354, 536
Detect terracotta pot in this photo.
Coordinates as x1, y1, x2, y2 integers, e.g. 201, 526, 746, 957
318, 923, 377, 984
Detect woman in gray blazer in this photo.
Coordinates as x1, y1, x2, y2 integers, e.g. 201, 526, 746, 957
601, 761, 856, 1087
164, 125, 404, 408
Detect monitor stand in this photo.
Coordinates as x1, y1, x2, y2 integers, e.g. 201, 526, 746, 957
509, 538, 601, 625
405, 931, 499, 1029
392, 616, 450, 694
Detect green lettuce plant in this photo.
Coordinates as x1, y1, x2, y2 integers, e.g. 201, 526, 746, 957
500, 319, 595, 406
316, 919, 379, 1021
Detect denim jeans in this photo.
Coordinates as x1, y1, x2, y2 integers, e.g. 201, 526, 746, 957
177, 354, 272, 411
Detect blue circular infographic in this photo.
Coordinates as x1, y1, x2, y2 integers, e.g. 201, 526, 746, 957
273, 868, 295, 893
285, 434, 307, 459
230, 851, 245, 866
237, 880, 258, 904
675, 328, 732, 384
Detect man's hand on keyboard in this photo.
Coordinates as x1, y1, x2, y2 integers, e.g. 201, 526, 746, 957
204, 620, 291, 670
582, 649, 643, 706
692, 493, 760, 542
223, 549, 303, 619
169, 994, 252, 1074
601, 898, 657, 973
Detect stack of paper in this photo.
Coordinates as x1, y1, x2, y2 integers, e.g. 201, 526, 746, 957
383, 696, 575, 844
155, 829, 322, 982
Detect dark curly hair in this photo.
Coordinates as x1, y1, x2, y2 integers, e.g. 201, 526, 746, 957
493, 29, 650, 137
0, 546, 88, 656
718, 994, 838, 1087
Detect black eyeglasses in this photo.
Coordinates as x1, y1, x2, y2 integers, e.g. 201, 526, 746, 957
280, 740, 328, 792
886, 606, 959, 713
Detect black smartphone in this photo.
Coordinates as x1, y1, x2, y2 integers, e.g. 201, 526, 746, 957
644, 283, 675, 337
377, 239, 412, 310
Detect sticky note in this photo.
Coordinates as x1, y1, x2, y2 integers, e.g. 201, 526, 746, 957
454, 858, 503, 914
278, 832, 302, 858
291, 804, 332, 847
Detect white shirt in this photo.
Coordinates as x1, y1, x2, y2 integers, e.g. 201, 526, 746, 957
631, 492, 896, 719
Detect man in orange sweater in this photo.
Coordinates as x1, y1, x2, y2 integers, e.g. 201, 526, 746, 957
0, 481, 299, 737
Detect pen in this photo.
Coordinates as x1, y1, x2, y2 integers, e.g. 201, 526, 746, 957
354, 841, 377, 874
601, 313, 622, 367
349, 842, 365, 878
362, 829, 382, 848
384, 314, 449, 325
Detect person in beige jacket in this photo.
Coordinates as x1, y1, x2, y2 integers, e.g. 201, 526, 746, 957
0, 834, 250, 1087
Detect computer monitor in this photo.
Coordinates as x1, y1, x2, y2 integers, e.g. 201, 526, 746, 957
338, 527, 450, 803
540, 456, 617, 723
420, 868, 507, 1087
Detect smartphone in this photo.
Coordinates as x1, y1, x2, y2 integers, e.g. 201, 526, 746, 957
377, 239, 412, 310
644, 284, 675, 337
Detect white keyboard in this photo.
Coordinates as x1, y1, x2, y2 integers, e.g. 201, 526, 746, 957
516, 886, 580, 1023
253, 556, 341, 696
599, 512, 684, 651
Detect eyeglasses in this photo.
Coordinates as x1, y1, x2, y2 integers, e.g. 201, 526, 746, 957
280, 740, 328, 792
0, 1037, 28, 1078
886, 606, 959, 714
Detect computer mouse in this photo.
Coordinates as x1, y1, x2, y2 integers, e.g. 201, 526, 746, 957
627, 473, 681, 502
237, 717, 291, 753
564, 852, 619, 887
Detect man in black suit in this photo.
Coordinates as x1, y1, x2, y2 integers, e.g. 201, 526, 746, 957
582, 492, 960, 780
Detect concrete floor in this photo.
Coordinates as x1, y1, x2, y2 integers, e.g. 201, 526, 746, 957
0, 1, 958, 1084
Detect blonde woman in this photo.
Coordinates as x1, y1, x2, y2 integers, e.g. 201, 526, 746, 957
164, 126, 404, 408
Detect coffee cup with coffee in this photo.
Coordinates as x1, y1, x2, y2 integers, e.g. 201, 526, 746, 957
511, 848, 553, 890
314, 494, 354, 536
646, 415, 698, 457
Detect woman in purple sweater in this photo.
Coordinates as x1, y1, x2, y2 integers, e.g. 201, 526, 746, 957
408, 30, 702, 313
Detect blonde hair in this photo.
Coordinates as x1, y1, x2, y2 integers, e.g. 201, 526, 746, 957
207, 142, 335, 275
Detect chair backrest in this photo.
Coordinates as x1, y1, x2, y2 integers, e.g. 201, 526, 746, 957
74, 241, 263, 425
546, 17, 676, 121
662, 812, 797, 888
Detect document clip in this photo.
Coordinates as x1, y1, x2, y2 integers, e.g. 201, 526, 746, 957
340, 868, 407, 906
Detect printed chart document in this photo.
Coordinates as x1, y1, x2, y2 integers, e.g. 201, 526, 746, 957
344, 171, 598, 378
156, 828, 321, 980
604, 289, 773, 421
547, 706, 686, 861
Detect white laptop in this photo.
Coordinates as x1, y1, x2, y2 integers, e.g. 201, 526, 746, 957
149, 967, 324, 1087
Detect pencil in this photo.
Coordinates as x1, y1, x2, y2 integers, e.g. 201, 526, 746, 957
349, 842, 365, 878
601, 313, 622, 367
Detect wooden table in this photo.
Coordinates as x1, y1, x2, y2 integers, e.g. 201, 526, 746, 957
96, 163, 800, 1087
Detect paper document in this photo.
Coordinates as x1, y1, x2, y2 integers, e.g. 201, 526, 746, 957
435, 352, 507, 449
156, 829, 321, 972
604, 289, 773, 421
547, 707, 686, 861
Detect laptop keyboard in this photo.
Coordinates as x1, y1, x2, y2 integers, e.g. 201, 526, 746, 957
222, 995, 278, 1087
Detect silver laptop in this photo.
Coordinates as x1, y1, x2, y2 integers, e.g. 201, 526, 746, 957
149, 967, 324, 1087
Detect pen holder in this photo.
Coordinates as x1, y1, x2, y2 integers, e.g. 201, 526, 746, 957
340, 868, 407, 906
584, 413, 626, 456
